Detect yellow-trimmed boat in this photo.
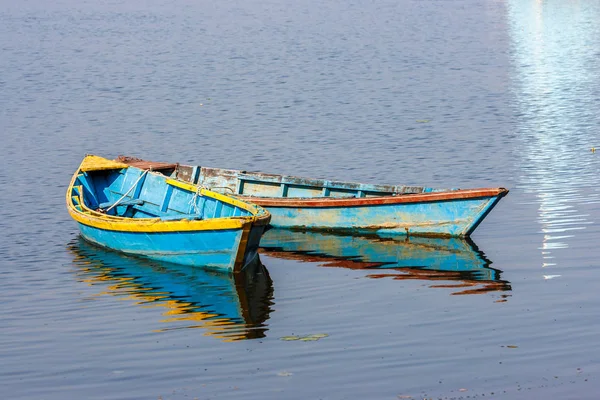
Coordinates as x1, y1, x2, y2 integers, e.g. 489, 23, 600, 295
66, 155, 271, 273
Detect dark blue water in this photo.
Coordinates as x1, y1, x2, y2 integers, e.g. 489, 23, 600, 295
2, 0, 600, 398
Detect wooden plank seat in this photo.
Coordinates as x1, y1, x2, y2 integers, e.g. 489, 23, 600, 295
98, 198, 144, 210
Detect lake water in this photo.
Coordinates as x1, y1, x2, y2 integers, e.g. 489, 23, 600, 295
2, 0, 600, 398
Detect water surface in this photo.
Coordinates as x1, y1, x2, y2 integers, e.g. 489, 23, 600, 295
2, 0, 600, 399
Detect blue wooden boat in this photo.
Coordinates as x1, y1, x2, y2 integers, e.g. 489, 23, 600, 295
259, 229, 511, 295
118, 156, 508, 238
66, 155, 271, 273
69, 238, 273, 341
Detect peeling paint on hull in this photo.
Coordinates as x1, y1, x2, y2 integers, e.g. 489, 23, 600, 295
262, 193, 504, 237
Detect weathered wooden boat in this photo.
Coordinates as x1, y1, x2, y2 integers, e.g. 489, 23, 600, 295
259, 229, 511, 296
66, 155, 271, 273
69, 238, 273, 341
118, 156, 508, 238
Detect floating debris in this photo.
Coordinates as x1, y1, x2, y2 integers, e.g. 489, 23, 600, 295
307, 333, 328, 339
299, 337, 320, 342
279, 336, 300, 341
279, 333, 329, 342
277, 371, 293, 377
416, 119, 431, 123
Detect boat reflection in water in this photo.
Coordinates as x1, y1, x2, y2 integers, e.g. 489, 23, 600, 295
69, 238, 274, 341
260, 229, 511, 297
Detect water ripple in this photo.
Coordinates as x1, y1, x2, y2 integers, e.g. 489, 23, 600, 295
509, 0, 600, 270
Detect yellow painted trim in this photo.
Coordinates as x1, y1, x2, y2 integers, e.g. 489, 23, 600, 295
67, 185, 261, 233
166, 178, 261, 215
79, 155, 129, 172
67, 204, 249, 232
165, 178, 197, 192
202, 189, 260, 214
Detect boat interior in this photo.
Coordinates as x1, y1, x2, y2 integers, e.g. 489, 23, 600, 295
117, 156, 449, 199
70, 165, 254, 221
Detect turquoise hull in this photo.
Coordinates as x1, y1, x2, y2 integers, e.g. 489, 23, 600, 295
263, 194, 504, 237
78, 224, 247, 271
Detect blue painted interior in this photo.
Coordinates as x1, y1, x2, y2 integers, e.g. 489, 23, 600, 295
74, 168, 254, 220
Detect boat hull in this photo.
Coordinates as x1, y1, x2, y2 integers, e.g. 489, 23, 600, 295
76, 223, 264, 272
251, 189, 505, 237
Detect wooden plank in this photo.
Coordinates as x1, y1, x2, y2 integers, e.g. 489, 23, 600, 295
98, 199, 144, 209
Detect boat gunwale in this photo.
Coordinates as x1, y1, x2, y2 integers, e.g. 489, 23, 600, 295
236, 188, 509, 208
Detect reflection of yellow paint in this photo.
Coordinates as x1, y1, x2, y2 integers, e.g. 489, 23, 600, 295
77, 264, 248, 342
279, 333, 329, 341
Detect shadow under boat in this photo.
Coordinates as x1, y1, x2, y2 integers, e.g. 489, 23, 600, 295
68, 238, 274, 341
259, 229, 512, 296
